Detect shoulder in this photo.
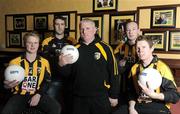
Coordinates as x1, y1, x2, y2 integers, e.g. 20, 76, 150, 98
67, 36, 77, 45
39, 56, 49, 63
9, 56, 22, 65
130, 62, 141, 77
114, 41, 125, 54
42, 37, 54, 46
156, 59, 174, 79
99, 41, 113, 51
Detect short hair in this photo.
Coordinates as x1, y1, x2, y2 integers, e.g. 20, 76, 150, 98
53, 15, 66, 24
126, 21, 139, 30
136, 35, 154, 48
23, 31, 40, 44
79, 18, 96, 28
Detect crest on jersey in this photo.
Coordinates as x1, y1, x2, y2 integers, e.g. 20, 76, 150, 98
94, 52, 101, 60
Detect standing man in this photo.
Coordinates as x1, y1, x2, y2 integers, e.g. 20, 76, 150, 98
2, 32, 61, 114
58, 18, 119, 114
113, 35, 180, 114
114, 21, 140, 105
41, 15, 77, 114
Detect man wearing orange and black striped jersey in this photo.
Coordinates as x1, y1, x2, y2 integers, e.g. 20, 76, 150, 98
2, 32, 60, 114
114, 21, 140, 105
41, 15, 77, 114
58, 18, 119, 114
113, 35, 180, 114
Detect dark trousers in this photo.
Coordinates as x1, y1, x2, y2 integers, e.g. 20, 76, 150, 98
113, 102, 171, 114
1, 94, 61, 114
46, 81, 73, 114
73, 95, 112, 114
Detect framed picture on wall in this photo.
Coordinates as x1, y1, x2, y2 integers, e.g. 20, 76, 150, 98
109, 11, 136, 46
151, 7, 176, 28
34, 15, 48, 30
93, 0, 118, 12
8, 32, 22, 48
13, 16, 26, 30
54, 13, 70, 30
142, 30, 167, 51
81, 14, 103, 38
169, 30, 180, 51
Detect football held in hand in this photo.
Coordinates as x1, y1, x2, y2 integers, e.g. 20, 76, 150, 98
139, 68, 162, 90
61, 45, 79, 64
4, 65, 25, 83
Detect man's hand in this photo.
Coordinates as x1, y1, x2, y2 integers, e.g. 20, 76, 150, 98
58, 53, 73, 67
4, 80, 19, 89
29, 94, 41, 107
129, 100, 138, 114
138, 81, 164, 100
109, 97, 118, 107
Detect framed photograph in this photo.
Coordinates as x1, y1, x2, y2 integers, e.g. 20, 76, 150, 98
8, 32, 22, 48
110, 12, 136, 46
13, 16, 26, 30
151, 7, 176, 28
34, 15, 48, 30
142, 30, 167, 51
81, 15, 103, 38
54, 14, 70, 29
169, 30, 180, 51
93, 0, 118, 12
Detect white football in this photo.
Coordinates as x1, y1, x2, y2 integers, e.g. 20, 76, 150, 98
61, 45, 79, 64
139, 68, 162, 90
4, 65, 25, 83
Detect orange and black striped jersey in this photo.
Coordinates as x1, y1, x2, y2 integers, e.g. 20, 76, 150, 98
9, 54, 51, 96
114, 41, 137, 62
128, 56, 179, 109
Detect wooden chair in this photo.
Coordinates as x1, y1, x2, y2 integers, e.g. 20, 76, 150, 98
170, 87, 180, 114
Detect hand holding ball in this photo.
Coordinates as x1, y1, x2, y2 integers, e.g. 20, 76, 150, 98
61, 45, 79, 64
139, 68, 162, 90
4, 65, 25, 83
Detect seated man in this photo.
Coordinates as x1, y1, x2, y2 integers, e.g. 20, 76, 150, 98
113, 35, 180, 114
1, 32, 61, 114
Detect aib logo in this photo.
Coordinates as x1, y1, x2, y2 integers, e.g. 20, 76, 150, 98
10, 70, 19, 74
141, 72, 147, 76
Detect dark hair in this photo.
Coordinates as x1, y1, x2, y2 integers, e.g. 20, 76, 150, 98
53, 15, 66, 24
136, 35, 154, 48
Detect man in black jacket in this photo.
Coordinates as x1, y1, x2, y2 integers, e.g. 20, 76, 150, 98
58, 18, 120, 114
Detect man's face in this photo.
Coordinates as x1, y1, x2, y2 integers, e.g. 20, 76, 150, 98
126, 22, 139, 41
136, 40, 153, 62
26, 36, 39, 54
54, 19, 66, 35
80, 22, 96, 44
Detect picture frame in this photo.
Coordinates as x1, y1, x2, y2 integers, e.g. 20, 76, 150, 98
13, 16, 26, 30
142, 30, 167, 51
169, 30, 180, 51
34, 15, 48, 30
109, 12, 136, 46
93, 0, 118, 12
81, 15, 103, 38
151, 7, 176, 28
8, 32, 22, 48
54, 13, 70, 30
